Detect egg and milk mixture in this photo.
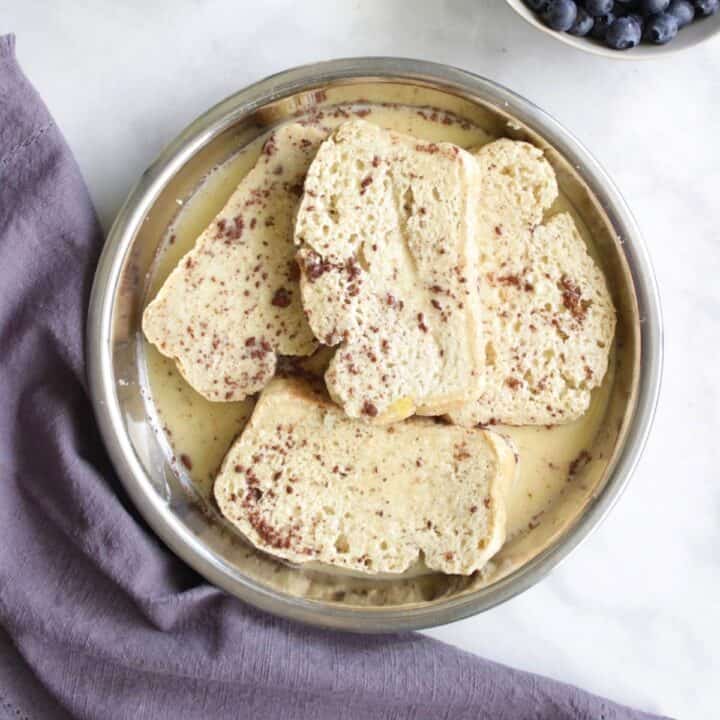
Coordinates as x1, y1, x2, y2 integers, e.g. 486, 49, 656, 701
143, 101, 613, 563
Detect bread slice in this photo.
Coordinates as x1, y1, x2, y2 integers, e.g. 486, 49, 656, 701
214, 377, 517, 575
449, 139, 616, 427
143, 124, 325, 402
294, 118, 483, 424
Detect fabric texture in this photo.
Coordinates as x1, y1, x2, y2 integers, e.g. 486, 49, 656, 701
0, 33, 669, 720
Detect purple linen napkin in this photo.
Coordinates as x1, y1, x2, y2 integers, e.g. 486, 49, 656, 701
0, 34, 670, 720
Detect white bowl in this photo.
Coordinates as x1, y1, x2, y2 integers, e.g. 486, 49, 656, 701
505, 0, 720, 58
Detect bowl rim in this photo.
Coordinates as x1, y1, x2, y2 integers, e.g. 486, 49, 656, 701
504, 0, 720, 59
87, 57, 663, 632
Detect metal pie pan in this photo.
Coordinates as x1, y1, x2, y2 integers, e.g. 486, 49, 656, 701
87, 58, 663, 632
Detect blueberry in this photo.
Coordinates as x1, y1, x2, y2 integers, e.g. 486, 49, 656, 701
640, 0, 670, 13
613, 3, 644, 31
612, 0, 639, 12
590, 11, 616, 36
668, 0, 695, 24
525, 0, 549, 10
541, 0, 579, 30
644, 11, 679, 41
613, 0, 641, 14
569, 6, 596, 32
605, 15, 643, 45
694, 0, 719, 15
584, 0, 614, 15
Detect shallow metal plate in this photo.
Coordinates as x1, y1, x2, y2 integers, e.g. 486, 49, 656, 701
87, 58, 662, 632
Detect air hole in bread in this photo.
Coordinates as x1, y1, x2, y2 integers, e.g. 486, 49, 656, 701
554, 325, 569, 342
328, 194, 340, 223
357, 243, 371, 273
402, 186, 415, 215
485, 342, 497, 367
335, 535, 350, 553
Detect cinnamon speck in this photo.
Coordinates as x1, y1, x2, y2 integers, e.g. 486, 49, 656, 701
558, 275, 591, 322
301, 250, 331, 282
271, 287, 292, 308
360, 175, 373, 195
361, 401, 378, 417
568, 450, 591, 479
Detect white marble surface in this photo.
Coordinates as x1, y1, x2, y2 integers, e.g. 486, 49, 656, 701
4, 1, 719, 717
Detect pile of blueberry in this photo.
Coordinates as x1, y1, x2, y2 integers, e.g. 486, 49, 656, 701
525, 0, 718, 49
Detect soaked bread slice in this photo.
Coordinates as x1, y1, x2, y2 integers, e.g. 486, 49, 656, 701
143, 124, 325, 402
214, 377, 517, 575
449, 140, 616, 427
294, 119, 483, 424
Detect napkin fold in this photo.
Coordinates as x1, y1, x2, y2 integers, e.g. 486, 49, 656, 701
0, 34, 669, 720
